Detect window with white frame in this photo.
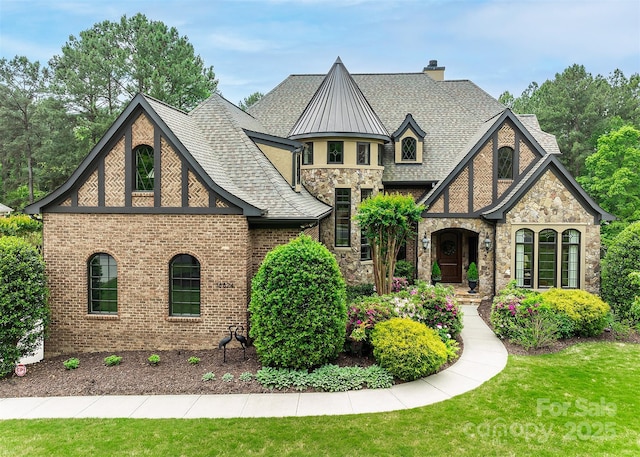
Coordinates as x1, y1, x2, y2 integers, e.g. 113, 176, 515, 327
561, 229, 580, 288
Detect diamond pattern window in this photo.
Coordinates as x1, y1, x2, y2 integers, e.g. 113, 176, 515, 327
401, 137, 417, 161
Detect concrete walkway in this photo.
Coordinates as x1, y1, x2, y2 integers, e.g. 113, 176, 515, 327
0, 305, 507, 419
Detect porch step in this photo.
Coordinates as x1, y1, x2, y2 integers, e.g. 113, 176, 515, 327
441, 283, 484, 306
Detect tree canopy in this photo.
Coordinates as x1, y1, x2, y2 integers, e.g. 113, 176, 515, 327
354, 193, 423, 295
499, 65, 639, 177
0, 13, 219, 209
239, 91, 264, 111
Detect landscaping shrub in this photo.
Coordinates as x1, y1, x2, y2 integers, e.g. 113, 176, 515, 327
346, 283, 375, 302
0, 236, 48, 377
490, 283, 575, 348
0, 214, 42, 237
346, 297, 396, 352
249, 234, 347, 369
63, 358, 80, 370
540, 289, 610, 337
393, 282, 463, 339
394, 260, 415, 282
104, 355, 122, 366
601, 221, 640, 318
371, 318, 448, 381
391, 277, 409, 292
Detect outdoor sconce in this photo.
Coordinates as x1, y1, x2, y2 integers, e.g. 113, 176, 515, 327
484, 237, 492, 252
422, 233, 430, 251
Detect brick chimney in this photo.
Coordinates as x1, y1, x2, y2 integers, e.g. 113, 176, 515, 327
423, 59, 445, 81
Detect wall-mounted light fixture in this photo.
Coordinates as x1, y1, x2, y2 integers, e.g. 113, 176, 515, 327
422, 233, 430, 251
484, 237, 492, 252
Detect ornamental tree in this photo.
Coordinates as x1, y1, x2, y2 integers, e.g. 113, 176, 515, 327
249, 234, 346, 369
354, 192, 424, 295
0, 236, 49, 377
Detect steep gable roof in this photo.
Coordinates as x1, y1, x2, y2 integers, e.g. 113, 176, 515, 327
482, 154, 614, 223
288, 58, 389, 140
420, 109, 546, 209
26, 94, 330, 222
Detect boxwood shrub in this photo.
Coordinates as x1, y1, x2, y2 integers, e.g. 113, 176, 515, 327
249, 234, 347, 369
371, 318, 448, 381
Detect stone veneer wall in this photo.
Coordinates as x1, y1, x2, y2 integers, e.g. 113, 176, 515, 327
43, 213, 251, 355
496, 170, 601, 294
302, 168, 383, 284
418, 218, 495, 296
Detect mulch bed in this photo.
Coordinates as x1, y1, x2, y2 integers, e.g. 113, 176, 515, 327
2, 303, 636, 398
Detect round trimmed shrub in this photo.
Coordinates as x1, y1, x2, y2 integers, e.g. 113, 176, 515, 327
541, 288, 610, 337
0, 236, 49, 377
371, 317, 447, 381
249, 234, 347, 369
602, 221, 640, 318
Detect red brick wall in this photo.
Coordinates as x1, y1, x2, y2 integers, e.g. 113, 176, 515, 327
43, 213, 251, 355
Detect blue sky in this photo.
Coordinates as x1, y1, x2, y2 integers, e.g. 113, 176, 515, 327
1, 0, 639, 106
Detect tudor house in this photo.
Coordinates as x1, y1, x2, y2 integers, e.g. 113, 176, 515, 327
26, 58, 613, 355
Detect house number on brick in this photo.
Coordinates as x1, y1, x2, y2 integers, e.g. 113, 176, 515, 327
217, 282, 235, 289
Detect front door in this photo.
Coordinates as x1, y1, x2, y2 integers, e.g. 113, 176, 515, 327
438, 231, 461, 282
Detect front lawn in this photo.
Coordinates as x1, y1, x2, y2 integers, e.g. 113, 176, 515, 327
0, 342, 638, 456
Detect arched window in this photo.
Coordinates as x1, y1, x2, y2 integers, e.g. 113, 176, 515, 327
498, 146, 514, 179
538, 229, 557, 288
401, 137, 417, 161
134, 144, 154, 191
170, 254, 201, 316
515, 229, 534, 288
562, 229, 581, 288
88, 253, 117, 314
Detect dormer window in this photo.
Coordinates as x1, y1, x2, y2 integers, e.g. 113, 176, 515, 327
401, 137, 417, 161
498, 146, 514, 179
392, 114, 425, 164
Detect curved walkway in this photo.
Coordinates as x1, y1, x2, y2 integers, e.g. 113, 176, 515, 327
0, 305, 507, 419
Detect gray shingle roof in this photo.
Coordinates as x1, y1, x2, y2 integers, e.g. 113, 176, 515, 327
248, 65, 561, 184
149, 95, 330, 220
289, 58, 389, 140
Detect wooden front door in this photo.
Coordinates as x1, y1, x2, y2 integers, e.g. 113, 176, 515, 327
438, 231, 462, 282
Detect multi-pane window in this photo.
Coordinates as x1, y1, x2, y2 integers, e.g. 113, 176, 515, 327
89, 253, 117, 314
335, 188, 351, 247
135, 144, 154, 191
498, 146, 514, 179
328, 141, 344, 164
360, 189, 372, 260
378, 144, 384, 166
295, 151, 301, 188
170, 254, 201, 316
538, 229, 557, 288
562, 229, 580, 288
401, 137, 417, 161
515, 229, 533, 288
303, 142, 314, 165
357, 142, 370, 165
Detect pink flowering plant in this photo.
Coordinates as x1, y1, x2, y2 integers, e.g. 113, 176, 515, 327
490, 281, 575, 343
346, 297, 397, 346
391, 277, 409, 293
392, 281, 463, 340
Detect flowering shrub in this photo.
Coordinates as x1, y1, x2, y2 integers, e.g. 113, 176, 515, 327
391, 277, 409, 292
346, 297, 396, 344
392, 282, 463, 339
490, 283, 575, 346
540, 288, 610, 337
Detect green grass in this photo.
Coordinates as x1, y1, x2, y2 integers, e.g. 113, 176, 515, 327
1, 342, 638, 456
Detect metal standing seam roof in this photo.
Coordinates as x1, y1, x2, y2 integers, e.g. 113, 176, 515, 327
288, 57, 389, 140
